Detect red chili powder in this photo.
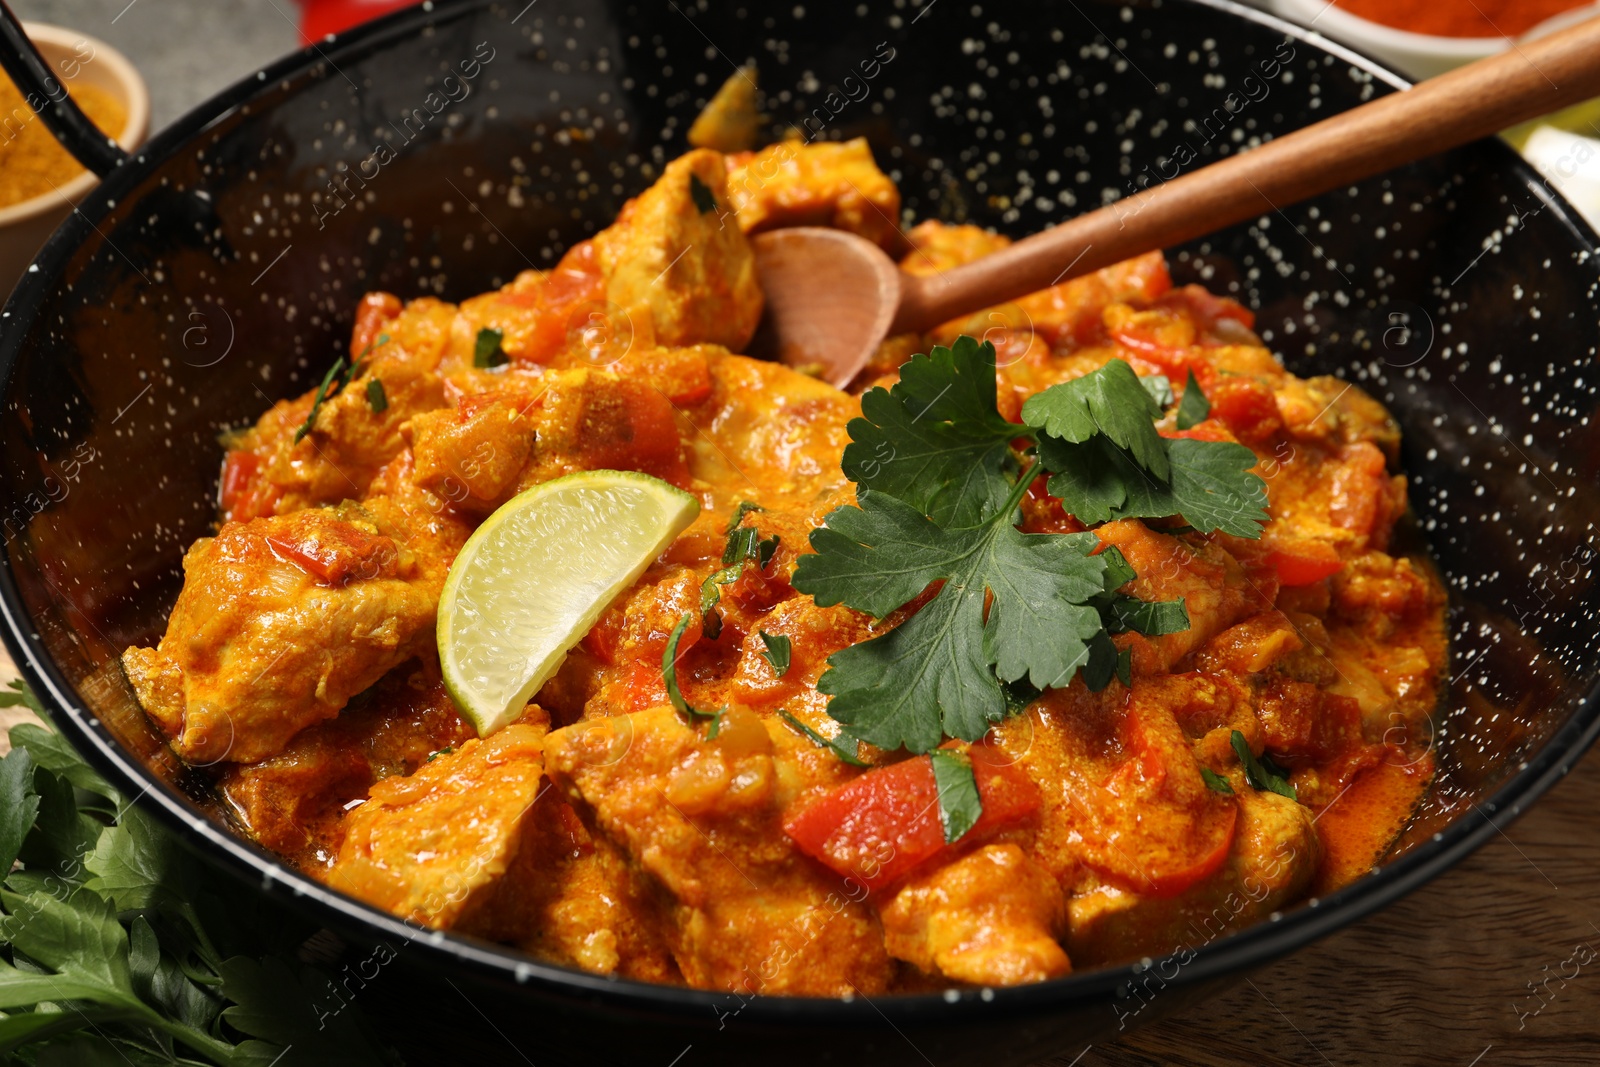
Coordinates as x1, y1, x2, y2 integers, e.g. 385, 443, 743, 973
1333, 0, 1594, 37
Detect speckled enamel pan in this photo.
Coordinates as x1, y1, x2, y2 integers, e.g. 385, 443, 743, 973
0, 0, 1597, 1063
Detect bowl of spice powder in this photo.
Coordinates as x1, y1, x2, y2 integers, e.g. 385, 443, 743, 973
0, 22, 148, 298
1269, 0, 1600, 80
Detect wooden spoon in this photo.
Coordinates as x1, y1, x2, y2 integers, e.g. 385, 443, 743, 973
750, 15, 1600, 387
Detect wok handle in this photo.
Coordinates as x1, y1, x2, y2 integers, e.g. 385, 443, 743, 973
0, 0, 128, 177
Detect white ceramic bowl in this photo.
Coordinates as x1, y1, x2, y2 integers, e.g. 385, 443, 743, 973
0, 22, 149, 299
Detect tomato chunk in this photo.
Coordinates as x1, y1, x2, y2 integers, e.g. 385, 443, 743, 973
1265, 539, 1345, 587
1206, 376, 1282, 442
783, 747, 1039, 892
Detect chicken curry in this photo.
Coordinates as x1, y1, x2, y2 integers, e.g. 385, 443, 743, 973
120, 135, 1446, 994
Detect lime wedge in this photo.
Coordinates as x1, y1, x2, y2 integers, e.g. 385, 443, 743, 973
438, 470, 700, 735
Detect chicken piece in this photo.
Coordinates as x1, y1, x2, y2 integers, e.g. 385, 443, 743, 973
325, 724, 546, 929
121, 506, 437, 763
543, 706, 892, 995
591, 148, 764, 352
682, 351, 856, 510
221, 332, 449, 521
880, 843, 1071, 985
1065, 787, 1319, 966
1096, 519, 1271, 676
725, 138, 901, 250
218, 666, 474, 866
688, 66, 761, 152
405, 392, 537, 515
460, 796, 682, 983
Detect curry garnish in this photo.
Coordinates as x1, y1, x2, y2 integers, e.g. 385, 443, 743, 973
663, 613, 724, 736
688, 172, 719, 214
929, 749, 982, 845
366, 378, 388, 413
779, 710, 869, 767
1200, 767, 1236, 795
699, 509, 780, 640
1176, 368, 1210, 430
758, 631, 792, 676
1230, 730, 1297, 800
473, 326, 509, 369
293, 356, 351, 444
792, 336, 1268, 754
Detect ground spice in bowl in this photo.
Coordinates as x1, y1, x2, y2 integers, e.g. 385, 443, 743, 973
0, 70, 126, 210
1333, 0, 1595, 37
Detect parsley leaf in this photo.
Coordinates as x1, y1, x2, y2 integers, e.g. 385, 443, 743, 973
929, 750, 982, 844
758, 631, 792, 676
797, 474, 1109, 752
778, 711, 869, 767
1177, 369, 1211, 430
473, 326, 509, 369
1141, 374, 1174, 407
1037, 434, 1268, 536
365, 378, 388, 413
1230, 730, 1297, 800
843, 336, 1020, 528
1200, 767, 1235, 795
1021, 357, 1170, 480
1105, 595, 1190, 636
0, 685, 397, 1065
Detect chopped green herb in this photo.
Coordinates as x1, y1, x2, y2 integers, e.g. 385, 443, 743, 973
929, 749, 983, 845
1230, 730, 1298, 800
758, 631, 792, 676
366, 377, 388, 413
1176, 369, 1210, 430
293, 355, 351, 443
1200, 767, 1236, 795
473, 326, 509, 369
688, 172, 718, 214
663, 613, 724, 731
425, 745, 455, 763
1105, 595, 1190, 636
724, 499, 764, 534
700, 509, 781, 640
778, 710, 869, 767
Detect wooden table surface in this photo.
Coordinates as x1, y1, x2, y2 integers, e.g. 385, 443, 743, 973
4, 648, 1596, 1066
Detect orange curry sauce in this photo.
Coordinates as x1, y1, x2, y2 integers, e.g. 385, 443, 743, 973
121, 139, 1446, 994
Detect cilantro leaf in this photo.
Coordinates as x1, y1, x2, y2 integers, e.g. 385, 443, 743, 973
1201, 767, 1235, 795
778, 711, 869, 767
758, 631, 792, 676
797, 479, 1108, 752
1230, 730, 1298, 800
1021, 358, 1170, 480
1177, 369, 1210, 430
473, 326, 508, 369
365, 377, 387, 413
700, 513, 780, 640
842, 337, 1019, 528
1038, 435, 1268, 536
929, 750, 982, 844
1141, 374, 1174, 407
1105, 595, 1190, 636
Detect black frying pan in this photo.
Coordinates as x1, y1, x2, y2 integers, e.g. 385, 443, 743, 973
2, 1, 1599, 1064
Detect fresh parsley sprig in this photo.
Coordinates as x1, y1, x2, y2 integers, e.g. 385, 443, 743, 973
792, 336, 1269, 754
0, 680, 396, 1065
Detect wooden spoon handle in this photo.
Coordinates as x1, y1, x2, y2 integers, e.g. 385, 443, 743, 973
893, 15, 1600, 334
